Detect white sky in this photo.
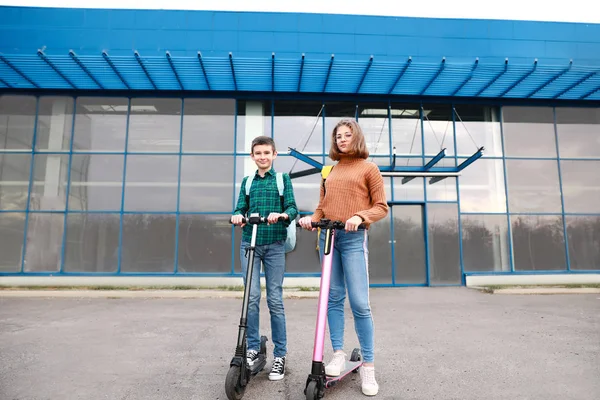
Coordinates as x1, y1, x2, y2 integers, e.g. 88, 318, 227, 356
1, 0, 599, 24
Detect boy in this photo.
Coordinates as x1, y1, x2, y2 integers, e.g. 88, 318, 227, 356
230, 136, 298, 381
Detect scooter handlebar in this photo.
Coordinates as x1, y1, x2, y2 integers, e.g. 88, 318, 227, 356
296, 219, 366, 230
230, 215, 287, 225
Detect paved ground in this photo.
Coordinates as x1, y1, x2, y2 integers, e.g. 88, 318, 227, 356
1, 287, 599, 400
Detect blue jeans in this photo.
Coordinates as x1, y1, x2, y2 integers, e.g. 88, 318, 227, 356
240, 240, 287, 358
319, 229, 374, 363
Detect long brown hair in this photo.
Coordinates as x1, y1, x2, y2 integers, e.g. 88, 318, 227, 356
329, 119, 369, 161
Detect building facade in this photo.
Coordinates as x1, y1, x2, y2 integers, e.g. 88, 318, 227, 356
1, 4, 599, 286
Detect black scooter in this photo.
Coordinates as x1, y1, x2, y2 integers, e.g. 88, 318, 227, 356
225, 213, 283, 400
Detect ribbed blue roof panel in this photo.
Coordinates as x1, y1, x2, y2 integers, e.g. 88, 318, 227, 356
0, 52, 598, 102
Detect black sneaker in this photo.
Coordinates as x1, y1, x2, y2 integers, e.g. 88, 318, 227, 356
246, 350, 259, 367
268, 356, 285, 381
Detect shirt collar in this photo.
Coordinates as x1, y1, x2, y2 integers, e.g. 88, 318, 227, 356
254, 168, 276, 177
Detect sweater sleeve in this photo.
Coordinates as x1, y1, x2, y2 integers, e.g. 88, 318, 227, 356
311, 178, 325, 222
354, 163, 389, 224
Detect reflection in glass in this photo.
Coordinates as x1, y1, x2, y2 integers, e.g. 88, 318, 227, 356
393, 206, 426, 284
357, 103, 390, 156
454, 105, 502, 156
502, 107, 556, 157
238, 100, 272, 153
459, 159, 506, 213
73, 97, 128, 151
556, 107, 600, 158
566, 216, 600, 270
124, 155, 178, 211
511, 215, 566, 270
29, 154, 69, 211
68, 154, 124, 211
182, 98, 235, 152
120, 214, 176, 273
369, 212, 392, 284
393, 176, 424, 202
127, 98, 181, 152
36, 96, 74, 151
422, 105, 454, 156
505, 160, 561, 213
24, 213, 64, 272
63, 213, 120, 272
177, 214, 232, 273
283, 228, 324, 274
0, 95, 36, 150
272, 101, 322, 155
324, 102, 356, 154
0, 213, 25, 272
0, 154, 31, 210
427, 203, 460, 284
426, 159, 457, 202
179, 155, 234, 212
560, 160, 600, 213
391, 103, 422, 156
461, 214, 510, 272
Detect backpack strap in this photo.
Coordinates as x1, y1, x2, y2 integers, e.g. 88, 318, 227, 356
276, 172, 285, 212
244, 174, 255, 206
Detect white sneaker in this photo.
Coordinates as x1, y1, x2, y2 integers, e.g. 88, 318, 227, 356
324, 351, 346, 376
359, 366, 379, 396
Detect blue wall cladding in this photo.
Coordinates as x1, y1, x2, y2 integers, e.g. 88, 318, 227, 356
1, 6, 600, 66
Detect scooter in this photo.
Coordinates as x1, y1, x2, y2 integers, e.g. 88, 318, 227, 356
303, 219, 365, 400
225, 213, 284, 400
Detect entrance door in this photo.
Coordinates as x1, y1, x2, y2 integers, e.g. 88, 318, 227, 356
392, 205, 427, 285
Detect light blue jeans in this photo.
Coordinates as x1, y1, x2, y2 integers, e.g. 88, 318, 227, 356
319, 229, 374, 363
240, 240, 287, 358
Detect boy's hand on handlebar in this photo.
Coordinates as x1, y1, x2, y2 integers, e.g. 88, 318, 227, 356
231, 214, 245, 227
298, 216, 316, 231
345, 216, 364, 232
267, 213, 286, 225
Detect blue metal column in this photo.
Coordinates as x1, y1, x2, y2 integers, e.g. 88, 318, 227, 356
173, 98, 185, 274
231, 100, 239, 275
117, 98, 132, 274
498, 107, 515, 272
553, 107, 571, 271
452, 106, 466, 285
420, 103, 430, 286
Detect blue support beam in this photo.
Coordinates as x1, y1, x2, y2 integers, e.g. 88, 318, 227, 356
271, 52, 275, 92
0, 54, 39, 88
476, 58, 508, 97
451, 58, 479, 96
420, 57, 446, 95
134, 50, 157, 90
323, 54, 335, 92
289, 167, 321, 179
579, 82, 600, 99
165, 51, 184, 90
37, 49, 76, 89
288, 147, 324, 170
229, 52, 238, 91
553, 71, 597, 99
0, 77, 11, 88
197, 51, 211, 90
355, 55, 374, 93
388, 56, 412, 94
102, 51, 130, 90
500, 59, 537, 97
423, 148, 447, 170
69, 50, 103, 89
526, 60, 572, 98
297, 53, 305, 92
457, 146, 485, 171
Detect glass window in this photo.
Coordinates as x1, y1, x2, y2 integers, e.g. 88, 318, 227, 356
0, 213, 25, 272
63, 213, 120, 272
391, 103, 422, 157
461, 214, 510, 272
393, 205, 426, 284
73, 97, 128, 152
566, 216, 600, 270
0, 153, 31, 210
36, 96, 74, 151
177, 214, 232, 273
427, 203, 460, 284
179, 155, 234, 212
502, 106, 557, 157
127, 98, 181, 152
324, 102, 356, 154
505, 160, 562, 213
393, 176, 424, 202
0, 95, 36, 150
369, 213, 393, 284
182, 98, 235, 153
560, 160, 600, 213
120, 214, 176, 273
357, 102, 390, 156
426, 159, 457, 202
459, 159, 506, 213
279, 228, 321, 273
68, 154, 124, 211
29, 154, 69, 211
422, 105, 454, 157
273, 101, 324, 156
454, 105, 502, 156
23, 213, 64, 272
124, 155, 179, 212
556, 107, 600, 158
237, 100, 272, 153
511, 215, 566, 271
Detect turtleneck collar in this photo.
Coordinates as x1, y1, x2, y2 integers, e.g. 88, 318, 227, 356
336, 153, 365, 164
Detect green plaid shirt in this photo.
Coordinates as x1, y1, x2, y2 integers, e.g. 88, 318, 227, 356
234, 168, 298, 245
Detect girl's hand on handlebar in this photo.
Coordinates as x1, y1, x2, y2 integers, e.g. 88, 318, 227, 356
345, 215, 363, 232
298, 216, 316, 231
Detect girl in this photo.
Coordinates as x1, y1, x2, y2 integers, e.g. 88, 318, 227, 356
298, 118, 388, 396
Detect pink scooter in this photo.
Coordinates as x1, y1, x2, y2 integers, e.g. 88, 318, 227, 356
303, 219, 365, 400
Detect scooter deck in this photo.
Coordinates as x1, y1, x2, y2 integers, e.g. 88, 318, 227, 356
324, 361, 362, 388
249, 355, 267, 376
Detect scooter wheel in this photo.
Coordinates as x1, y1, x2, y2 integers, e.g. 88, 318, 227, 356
225, 365, 245, 400
260, 335, 268, 355
350, 348, 361, 373
305, 380, 318, 400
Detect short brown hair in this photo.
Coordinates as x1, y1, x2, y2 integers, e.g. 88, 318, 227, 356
251, 136, 276, 154
329, 119, 369, 161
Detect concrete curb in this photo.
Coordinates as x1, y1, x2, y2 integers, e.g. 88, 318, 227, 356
472, 286, 600, 295
0, 289, 321, 299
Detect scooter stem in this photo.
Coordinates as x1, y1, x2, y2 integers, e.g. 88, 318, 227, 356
237, 222, 259, 349
312, 227, 335, 362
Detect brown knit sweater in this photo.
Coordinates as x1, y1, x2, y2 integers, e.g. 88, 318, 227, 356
311, 155, 389, 228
